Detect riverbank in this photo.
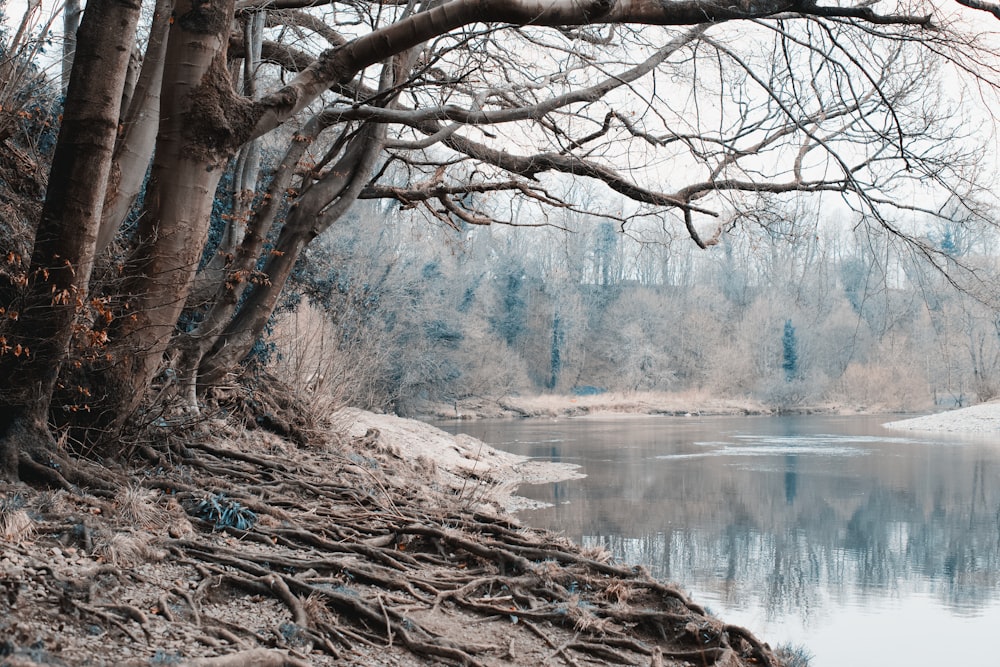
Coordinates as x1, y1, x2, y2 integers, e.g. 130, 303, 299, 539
884, 399, 1000, 433
415, 390, 901, 421
0, 406, 782, 667
331, 407, 586, 512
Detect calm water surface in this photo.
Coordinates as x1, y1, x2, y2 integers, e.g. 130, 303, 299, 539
436, 414, 1000, 667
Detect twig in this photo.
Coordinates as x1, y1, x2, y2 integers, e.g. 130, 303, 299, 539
377, 592, 393, 647
524, 620, 582, 667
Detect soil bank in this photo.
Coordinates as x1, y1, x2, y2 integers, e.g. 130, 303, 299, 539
0, 409, 785, 667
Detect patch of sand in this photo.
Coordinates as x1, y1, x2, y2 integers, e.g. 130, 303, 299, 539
332, 408, 584, 512
884, 401, 1000, 433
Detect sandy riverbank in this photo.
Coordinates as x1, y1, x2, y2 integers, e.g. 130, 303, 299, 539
884, 400, 1000, 433
414, 390, 898, 421
417, 391, 773, 420
332, 408, 585, 512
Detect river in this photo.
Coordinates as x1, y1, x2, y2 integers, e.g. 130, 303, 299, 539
436, 413, 1000, 667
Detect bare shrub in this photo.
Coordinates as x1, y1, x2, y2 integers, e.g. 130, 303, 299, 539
831, 360, 931, 411
268, 300, 396, 418
775, 643, 813, 667
0, 0, 61, 144
0, 493, 34, 542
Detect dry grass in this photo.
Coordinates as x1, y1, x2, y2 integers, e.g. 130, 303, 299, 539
830, 361, 934, 412
267, 301, 394, 419
494, 390, 767, 419
91, 529, 159, 567
580, 544, 613, 564
30, 489, 74, 517
303, 591, 338, 627
113, 484, 169, 529
568, 600, 611, 634
601, 580, 635, 606
0, 494, 34, 543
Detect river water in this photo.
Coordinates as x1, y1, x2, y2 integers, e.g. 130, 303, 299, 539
436, 414, 1000, 667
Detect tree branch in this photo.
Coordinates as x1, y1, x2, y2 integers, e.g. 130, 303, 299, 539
249, 0, 935, 140
953, 0, 1000, 19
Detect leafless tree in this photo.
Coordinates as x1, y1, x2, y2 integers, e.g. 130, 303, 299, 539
1, 0, 999, 480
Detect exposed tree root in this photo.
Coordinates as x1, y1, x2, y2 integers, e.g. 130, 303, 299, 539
17, 452, 75, 491
176, 649, 311, 667
0, 417, 779, 667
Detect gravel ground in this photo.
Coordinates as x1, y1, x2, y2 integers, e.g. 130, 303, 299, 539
883, 401, 1000, 433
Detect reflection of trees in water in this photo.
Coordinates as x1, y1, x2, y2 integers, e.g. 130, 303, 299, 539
904, 459, 1000, 610
582, 457, 1000, 617
785, 454, 798, 504
503, 418, 1000, 620
765, 531, 824, 621
844, 488, 915, 591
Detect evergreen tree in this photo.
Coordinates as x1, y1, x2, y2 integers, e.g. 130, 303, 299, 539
548, 312, 563, 390
782, 319, 799, 382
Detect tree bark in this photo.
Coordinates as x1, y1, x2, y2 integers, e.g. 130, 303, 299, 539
97, 0, 176, 255
0, 0, 142, 479
104, 0, 246, 422
196, 122, 386, 386
170, 109, 327, 404
61, 0, 82, 95
188, 10, 265, 306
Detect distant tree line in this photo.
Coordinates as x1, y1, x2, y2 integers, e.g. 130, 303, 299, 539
277, 200, 1000, 414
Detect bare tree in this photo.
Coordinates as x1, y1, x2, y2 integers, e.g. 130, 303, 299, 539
1, 0, 999, 479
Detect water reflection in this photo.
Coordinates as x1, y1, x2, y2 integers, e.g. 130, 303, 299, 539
438, 415, 1000, 664
785, 454, 798, 504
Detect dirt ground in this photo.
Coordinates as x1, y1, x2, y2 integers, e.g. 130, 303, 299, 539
0, 407, 786, 667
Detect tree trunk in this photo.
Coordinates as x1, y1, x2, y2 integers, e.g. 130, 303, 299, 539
187, 10, 264, 306
96, 0, 175, 255
0, 0, 142, 480
100, 0, 248, 424
170, 109, 327, 404
120, 44, 143, 118
61, 0, 82, 95
193, 31, 418, 389
196, 123, 386, 386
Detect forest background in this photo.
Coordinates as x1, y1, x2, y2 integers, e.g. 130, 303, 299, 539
275, 194, 1000, 417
